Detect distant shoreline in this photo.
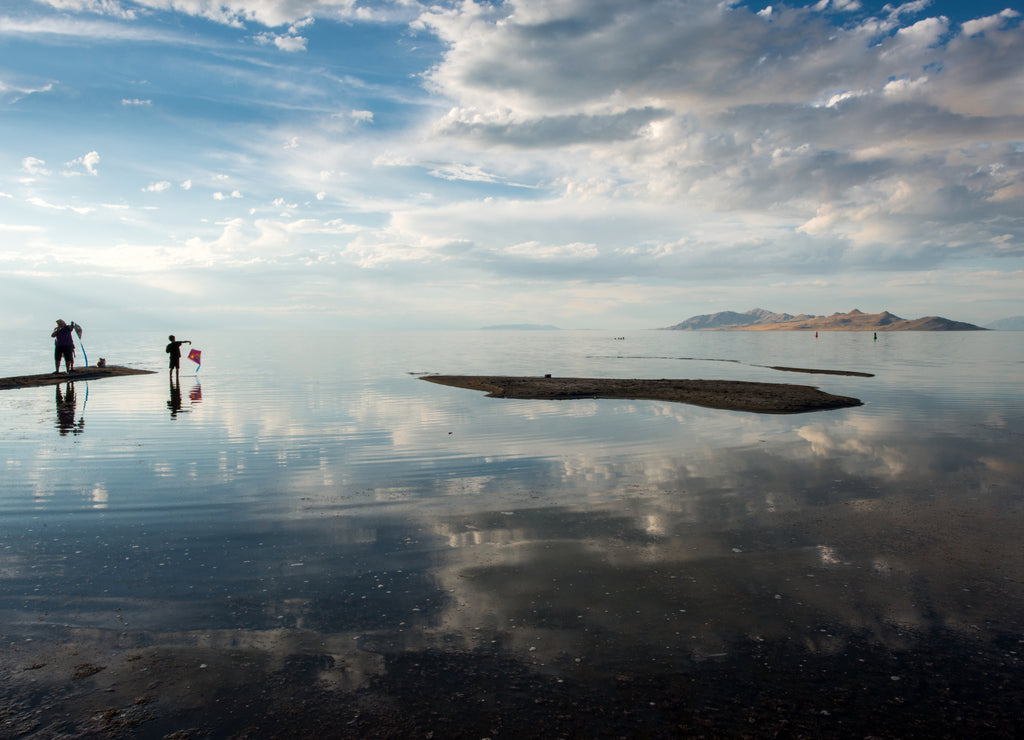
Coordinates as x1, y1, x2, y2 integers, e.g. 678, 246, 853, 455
424, 375, 862, 414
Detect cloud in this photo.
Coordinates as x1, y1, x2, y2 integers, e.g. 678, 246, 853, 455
26, 196, 94, 215
254, 31, 308, 52
433, 106, 672, 148
121, 97, 152, 105
405, 0, 1024, 266
144, 181, 172, 192
31, 0, 418, 28
64, 150, 100, 176
21, 156, 50, 176
0, 79, 54, 102
32, 0, 137, 20
962, 9, 1022, 37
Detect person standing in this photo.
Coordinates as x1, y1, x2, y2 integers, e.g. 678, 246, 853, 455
166, 335, 191, 379
51, 319, 77, 373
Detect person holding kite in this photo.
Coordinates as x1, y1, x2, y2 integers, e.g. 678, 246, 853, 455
51, 319, 79, 373
166, 334, 192, 379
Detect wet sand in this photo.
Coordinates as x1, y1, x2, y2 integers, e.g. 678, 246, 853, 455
424, 375, 863, 413
3, 490, 1020, 739
0, 366, 155, 390
2, 630, 1018, 738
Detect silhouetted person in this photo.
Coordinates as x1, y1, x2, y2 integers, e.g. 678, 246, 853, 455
166, 334, 191, 380
55, 383, 84, 435
51, 319, 77, 373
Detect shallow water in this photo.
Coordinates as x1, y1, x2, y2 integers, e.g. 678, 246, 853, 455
1, 329, 1022, 736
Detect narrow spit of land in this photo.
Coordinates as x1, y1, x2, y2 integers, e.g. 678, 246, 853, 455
0, 366, 156, 390
423, 375, 863, 413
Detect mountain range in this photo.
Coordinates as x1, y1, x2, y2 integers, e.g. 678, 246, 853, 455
663, 309, 986, 331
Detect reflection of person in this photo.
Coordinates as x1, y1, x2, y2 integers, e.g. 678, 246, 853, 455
55, 383, 84, 435
51, 319, 77, 373
168, 376, 185, 418
165, 335, 191, 379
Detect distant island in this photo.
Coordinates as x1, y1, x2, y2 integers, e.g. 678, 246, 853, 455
663, 308, 986, 331
480, 324, 560, 330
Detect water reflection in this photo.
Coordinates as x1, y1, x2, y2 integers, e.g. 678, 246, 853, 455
168, 378, 202, 417
54, 382, 85, 435
5, 413, 1021, 656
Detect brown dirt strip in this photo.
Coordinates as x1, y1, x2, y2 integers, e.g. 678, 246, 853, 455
0, 366, 156, 390
765, 365, 874, 377
423, 375, 862, 413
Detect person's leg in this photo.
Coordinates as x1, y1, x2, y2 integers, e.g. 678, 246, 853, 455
54, 346, 60, 373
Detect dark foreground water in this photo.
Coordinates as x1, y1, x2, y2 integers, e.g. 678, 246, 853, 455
1, 329, 1022, 738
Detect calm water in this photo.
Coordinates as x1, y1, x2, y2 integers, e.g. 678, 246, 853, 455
1, 329, 1022, 735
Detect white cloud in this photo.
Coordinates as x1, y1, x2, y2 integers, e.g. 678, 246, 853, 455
962, 9, 1021, 38
32, 0, 137, 20
33, 0, 418, 28
254, 31, 308, 52
144, 181, 172, 192
64, 150, 100, 176
0, 80, 54, 102
27, 196, 94, 214
403, 0, 1024, 266
21, 156, 50, 176
121, 97, 152, 105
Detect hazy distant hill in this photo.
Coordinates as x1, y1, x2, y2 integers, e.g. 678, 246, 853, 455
663, 308, 986, 331
986, 316, 1024, 330
480, 324, 560, 330
663, 308, 814, 330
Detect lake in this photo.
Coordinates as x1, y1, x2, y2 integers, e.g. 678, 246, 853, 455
1, 329, 1022, 737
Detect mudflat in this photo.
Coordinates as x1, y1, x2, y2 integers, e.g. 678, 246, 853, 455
0, 366, 156, 390
424, 375, 862, 413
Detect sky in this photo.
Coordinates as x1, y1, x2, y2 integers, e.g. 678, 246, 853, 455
1, 0, 1023, 331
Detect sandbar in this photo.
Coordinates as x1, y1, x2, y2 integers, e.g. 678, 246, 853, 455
0, 366, 156, 390
424, 375, 862, 413
766, 365, 874, 377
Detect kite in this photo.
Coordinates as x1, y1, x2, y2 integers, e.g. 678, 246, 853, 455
73, 322, 88, 366
188, 348, 201, 372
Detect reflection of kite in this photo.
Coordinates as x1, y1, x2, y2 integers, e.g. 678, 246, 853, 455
188, 348, 201, 372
